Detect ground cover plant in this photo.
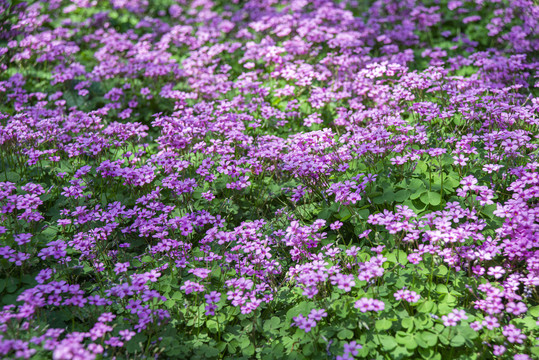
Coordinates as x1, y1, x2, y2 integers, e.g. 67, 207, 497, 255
0, 0, 538, 359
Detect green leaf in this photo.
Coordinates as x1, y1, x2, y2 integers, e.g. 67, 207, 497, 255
282, 336, 295, 353
419, 331, 438, 347
394, 189, 410, 202
238, 336, 250, 349
211, 265, 222, 280
378, 335, 397, 351
382, 188, 395, 202
397, 249, 408, 265
513, 316, 538, 331
436, 284, 448, 294
444, 175, 460, 189
318, 207, 333, 220
396, 331, 417, 350
171, 291, 183, 300
450, 334, 465, 347
529, 305, 539, 317
356, 208, 370, 219
410, 189, 426, 200
286, 301, 311, 322
206, 320, 219, 334
227, 341, 238, 354
375, 319, 393, 331
401, 317, 414, 331
417, 300, 435, 313
338, 207, 351, 221
438, 301, 453, 315
419, 347, 441, 360
435, 265, 448, 277
440, 293, 457, 307
408, 178, 424, 191
263, 316, 281, 334
457, 325, 478, 340
390, 345, 414, 359
438, 333, 449, 346
125, 333, 146, 353
414, 314, 433, 330
481, 204, 497, 219
531, 345, 539, 359
337, 329, 354, 340
416, 161, 428, 173
5, 171, 20, 183
242, 343, 255, 356
421, 191, 441, 206
373, 195, 385, 204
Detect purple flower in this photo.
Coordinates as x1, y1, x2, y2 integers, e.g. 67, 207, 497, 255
394, 289, 421, 303
441, 313, 459, 326
14, 233, 32, 245
113, 262, 129, 275
492, 345, 506, 356
292, 314, 317, 333
483, 316, 500, 330
487, 266, 505, 279
330, 221, 343, 230
181, 280, 205, 295
204, 291, 221, 304
506, 302, 527, 316
308, 309, 327, 321
502, 324, 526, 344
354, 298, 385, 313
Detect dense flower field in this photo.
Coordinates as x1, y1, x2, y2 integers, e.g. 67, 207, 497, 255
0, 0, 538, 359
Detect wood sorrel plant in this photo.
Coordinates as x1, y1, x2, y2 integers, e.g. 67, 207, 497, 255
0, 0, 538, 359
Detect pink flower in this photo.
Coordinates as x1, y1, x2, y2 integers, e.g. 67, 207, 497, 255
181, 280, 205, 294
451, 309, 468, 321
407, 253, 422, 264
201, 191, 215, 201
442, 313, 459, 326
292, 314, 317, 333
502, 324, 526, 344
506, 302, 527, 316
453, 154, 469, 166
119, 329, 135, 341
308, 309, 328, 321
14, 233, 32, 245
483, 316, 500, 330
470, 321, 483, 331
394, 288, 420, 303
487, 266, 505, 279
330, 221, 343, 230
354, 298, 385, 312
113, 262, 129, 275
493, 345, 506, 356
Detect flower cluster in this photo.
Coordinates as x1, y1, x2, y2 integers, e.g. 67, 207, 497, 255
0, 0, 537, 359
292, 308, 328, 333
394, 289, 421, 303
354, 298, 385, 313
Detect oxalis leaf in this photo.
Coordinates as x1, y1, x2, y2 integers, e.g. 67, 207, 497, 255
337, 329, 354, 340
401, 317, 414, 331
450, 334, 466, 347
396, 331, 417, 350
377, 334, 397, 351
419, 331, 438, 347
420, 191, 441, 206
375, 319, 393, 331
417, 300, 435, 314
390, 345, 415, 359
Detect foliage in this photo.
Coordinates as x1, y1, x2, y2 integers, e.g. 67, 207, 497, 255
0, 0, 538, 359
